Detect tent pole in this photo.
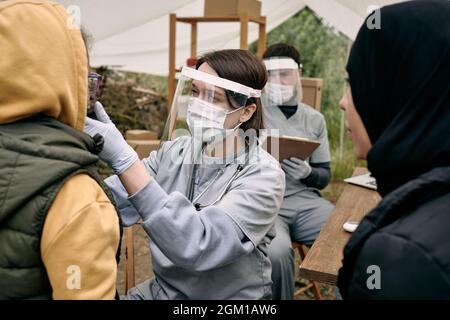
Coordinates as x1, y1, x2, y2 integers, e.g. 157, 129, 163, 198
168, 13, 177, 109
339, 40, 353, 160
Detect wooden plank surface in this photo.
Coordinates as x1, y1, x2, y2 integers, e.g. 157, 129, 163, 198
256, 16, 266, 58
168, 13, 177, 109
239, 13, 249, 50
190, 22, 198, 58
176, 16, 266, 24
127, 140, 160, 160
299, 167, 382, 285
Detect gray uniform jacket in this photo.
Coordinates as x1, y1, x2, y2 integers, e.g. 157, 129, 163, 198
264, 102, 331, 197
106, 137, 285, 299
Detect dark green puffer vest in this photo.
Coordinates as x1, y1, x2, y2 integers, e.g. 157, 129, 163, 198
0, 116, 121, 300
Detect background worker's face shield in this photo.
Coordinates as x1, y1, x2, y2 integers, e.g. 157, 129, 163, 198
262, 57, 303, 107
162, 66, 261, 145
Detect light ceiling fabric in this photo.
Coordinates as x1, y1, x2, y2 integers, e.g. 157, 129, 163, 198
57, 0, 407, 75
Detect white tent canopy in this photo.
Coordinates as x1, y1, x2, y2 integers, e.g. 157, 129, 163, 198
58, 0, 406, 75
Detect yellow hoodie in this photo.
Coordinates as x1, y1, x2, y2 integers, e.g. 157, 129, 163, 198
0, 0, 119, 299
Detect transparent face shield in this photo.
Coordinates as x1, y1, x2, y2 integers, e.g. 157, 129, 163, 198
262, 57, 303, 107
162, 66, 261, 146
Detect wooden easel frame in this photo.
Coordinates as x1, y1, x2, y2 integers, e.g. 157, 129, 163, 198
167, 13, 267, 109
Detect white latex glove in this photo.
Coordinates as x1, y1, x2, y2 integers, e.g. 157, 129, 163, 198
281, 157, 312, 180
84, 101, 139, 175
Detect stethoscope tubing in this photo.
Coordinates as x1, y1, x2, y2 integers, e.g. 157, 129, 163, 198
194, 164, 244, 211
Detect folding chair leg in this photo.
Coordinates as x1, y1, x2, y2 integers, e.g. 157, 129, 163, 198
293, 242, 322, 300
310, 280, 322, 300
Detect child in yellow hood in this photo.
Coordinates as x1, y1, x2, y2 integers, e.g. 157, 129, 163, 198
0, 0, 120, 299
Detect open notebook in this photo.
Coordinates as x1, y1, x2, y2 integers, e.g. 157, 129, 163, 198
344, 172, 377, 190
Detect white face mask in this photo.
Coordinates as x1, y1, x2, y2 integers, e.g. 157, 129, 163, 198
187, 97, 243, 143
265, 82, 296, 106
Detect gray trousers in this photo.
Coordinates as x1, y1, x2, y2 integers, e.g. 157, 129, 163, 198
123, 278, 167, 300
268, 190, 334, 300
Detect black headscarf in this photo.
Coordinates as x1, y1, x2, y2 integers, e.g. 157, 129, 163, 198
347, 0, 450, 196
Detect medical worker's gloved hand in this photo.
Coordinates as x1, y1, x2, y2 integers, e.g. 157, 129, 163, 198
281, 157, 312, 180
84, 101, 139, 175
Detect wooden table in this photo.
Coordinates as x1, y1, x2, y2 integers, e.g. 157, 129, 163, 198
299, 167, 382, 285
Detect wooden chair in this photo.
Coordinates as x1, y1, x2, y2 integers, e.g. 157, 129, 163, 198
292, 242, 322, 300
123, 130, 158, 293
301, 77, 323, 111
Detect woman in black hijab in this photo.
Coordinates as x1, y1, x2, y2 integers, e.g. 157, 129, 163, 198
337, 0, 450, 299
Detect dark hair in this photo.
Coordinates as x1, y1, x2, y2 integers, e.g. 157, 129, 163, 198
263, 43, 302, 67
196, 50, 267, 132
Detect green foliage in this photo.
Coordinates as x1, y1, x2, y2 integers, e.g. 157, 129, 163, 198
96, 67, 168, 137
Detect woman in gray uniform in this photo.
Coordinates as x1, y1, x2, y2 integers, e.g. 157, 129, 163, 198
262, 44, 334, 300
84, 50, 286, 299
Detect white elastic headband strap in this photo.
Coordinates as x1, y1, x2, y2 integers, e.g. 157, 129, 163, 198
181, 67, 261, 98
264, 58, 299, 71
